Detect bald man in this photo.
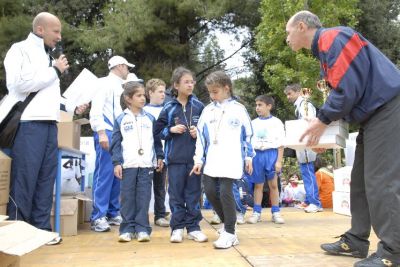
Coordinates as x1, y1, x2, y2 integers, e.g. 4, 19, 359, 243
285, 11, 400, 267
4, 12, 69, 244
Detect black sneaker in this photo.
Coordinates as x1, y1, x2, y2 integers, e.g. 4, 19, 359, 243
320, 235, 368, 258
354, 253, 399, 267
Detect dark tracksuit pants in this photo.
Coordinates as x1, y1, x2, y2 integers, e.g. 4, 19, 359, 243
119, 167, 153, 235
203, 175, 236, 234
344, 94, 400, 263
167, 163, 202, 232
153, 167, 167, 221
7, 121, 58, 231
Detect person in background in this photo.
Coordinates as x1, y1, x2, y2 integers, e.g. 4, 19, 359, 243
111, 81, 163, 242
314, 156, 334, 209
246, 95, 285, 224
154, 67, 207, 243
286, 10, 400, 266
3, 12, 71, 245
284, 83, 323, 213
281, 173, 306, 207
89, 55, 132, 232
143, 78, 170, 227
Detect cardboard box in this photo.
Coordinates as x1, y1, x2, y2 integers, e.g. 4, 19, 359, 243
332, 191, 351, 216
51, 195, 91, 236
333, 166, 352, 193
0, 204, 6, 215
51, 197, 78, 236
284, 119, 348, 149
0, 151, 11, 205
57, 111, 89, 150
0, 215, 58, 267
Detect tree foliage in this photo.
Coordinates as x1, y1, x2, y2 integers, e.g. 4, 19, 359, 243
356, 0, 400, 65
255, 0, 360, 121
0, 0, 261, 103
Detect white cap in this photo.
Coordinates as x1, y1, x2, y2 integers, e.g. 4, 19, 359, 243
108, 56, 135, 70
123, 73, 143, 84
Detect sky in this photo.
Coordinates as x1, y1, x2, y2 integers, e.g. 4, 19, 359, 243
215, 28, 251, 79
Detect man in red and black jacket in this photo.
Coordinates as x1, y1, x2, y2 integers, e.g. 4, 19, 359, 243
286, 10, 400, 267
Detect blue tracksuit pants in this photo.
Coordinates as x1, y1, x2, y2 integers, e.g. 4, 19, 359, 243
7, 121, 58, 231
167, 163, 202, 232
91, 130, 120, 221
300, 162, 321, 207
119, 167, 153, 235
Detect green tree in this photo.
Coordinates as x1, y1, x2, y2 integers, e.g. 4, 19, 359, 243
255, 0, 360, 121
356, 0, 400, 65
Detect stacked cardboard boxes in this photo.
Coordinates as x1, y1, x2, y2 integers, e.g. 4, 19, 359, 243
0, 151, 11, 215
50, 195, 91, 236
57, 111, 89, 150
332, 166, 352, 216
285, 119, 348, 149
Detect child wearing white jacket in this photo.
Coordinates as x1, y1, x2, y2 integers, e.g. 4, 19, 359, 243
191, 71, 255, 249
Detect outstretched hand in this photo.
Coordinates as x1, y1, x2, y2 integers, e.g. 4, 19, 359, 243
299, 118, 328, 147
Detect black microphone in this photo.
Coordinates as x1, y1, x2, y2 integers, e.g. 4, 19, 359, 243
55, 42, 68, 75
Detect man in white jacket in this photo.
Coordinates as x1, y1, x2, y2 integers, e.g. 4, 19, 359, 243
89, 55, 132, 232
4, 12, 69, 244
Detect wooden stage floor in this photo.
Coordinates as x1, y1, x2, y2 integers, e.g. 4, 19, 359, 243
21, 208, 377, 267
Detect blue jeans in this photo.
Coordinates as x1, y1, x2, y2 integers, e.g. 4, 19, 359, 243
119, 167, 153, 235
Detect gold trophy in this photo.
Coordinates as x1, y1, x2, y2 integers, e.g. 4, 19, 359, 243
300, 87, 312, 117
317, 79, 330, 102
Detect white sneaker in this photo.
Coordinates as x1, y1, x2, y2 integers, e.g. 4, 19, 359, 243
246, 212, 261, 224
304, 204, 323, 213
213, 231, 239, 249
217, 224, 225, 236
187, 230, 208, 242
210, 213, 221, 225
46, 236, 62, 245
272, 212, 285, 224
91, 217, 111, 232
137, 232, 150, 242
236, 212, 245, 225
155, 217, 170, 227
118, 232, 134, 242
107, 215, 123, 226
170, 229, 184, 243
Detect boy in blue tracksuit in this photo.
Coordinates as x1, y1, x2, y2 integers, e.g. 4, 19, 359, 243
154, 67, 207, 243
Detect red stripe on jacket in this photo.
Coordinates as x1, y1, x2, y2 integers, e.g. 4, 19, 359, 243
318, 29, 340, 52
327, 34, 368, 89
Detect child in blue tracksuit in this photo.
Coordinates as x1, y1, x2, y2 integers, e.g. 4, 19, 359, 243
154, 67, 207, 243
143, 78, 170, 227
111, 81, 164, 243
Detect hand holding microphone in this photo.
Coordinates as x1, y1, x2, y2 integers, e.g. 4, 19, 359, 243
53, 42, 69, 74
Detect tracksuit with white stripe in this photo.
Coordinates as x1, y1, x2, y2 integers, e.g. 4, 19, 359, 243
111, 109, 163, 235
89, 72, 124, 222
154, 95, 204, 232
